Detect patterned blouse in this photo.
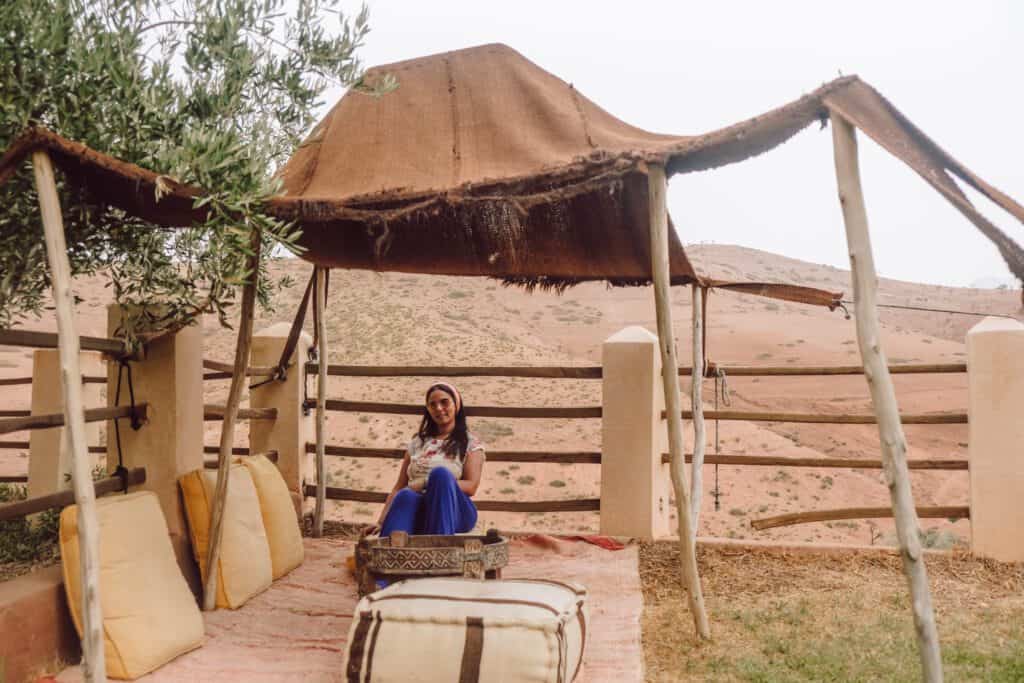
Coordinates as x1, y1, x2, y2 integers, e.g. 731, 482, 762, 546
405, 432, 485, 489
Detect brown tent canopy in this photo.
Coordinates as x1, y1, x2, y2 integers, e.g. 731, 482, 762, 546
2, 42, 1021, 304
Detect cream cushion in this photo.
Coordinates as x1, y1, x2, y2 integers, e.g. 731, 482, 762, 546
342, 577, 589, 683
239, 454, 304, 578
179, 465, 272, 609
60, 491, 204, 680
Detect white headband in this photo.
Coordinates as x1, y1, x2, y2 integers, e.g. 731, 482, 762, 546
429, 382, 462, 412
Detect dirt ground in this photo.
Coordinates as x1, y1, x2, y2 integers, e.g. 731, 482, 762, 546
640, 542, 1024, 681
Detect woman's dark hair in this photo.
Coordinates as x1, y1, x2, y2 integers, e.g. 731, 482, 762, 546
417, 384, 469, 460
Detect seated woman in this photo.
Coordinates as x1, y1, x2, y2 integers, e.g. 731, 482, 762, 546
376, 382, 485, 536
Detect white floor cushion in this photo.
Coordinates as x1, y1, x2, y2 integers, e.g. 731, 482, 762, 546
342, 577, 588, 683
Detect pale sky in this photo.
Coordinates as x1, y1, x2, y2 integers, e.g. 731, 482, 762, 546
328, 0, 1023, 287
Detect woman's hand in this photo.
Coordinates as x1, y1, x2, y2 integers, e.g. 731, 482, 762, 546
407, 480, 425, 493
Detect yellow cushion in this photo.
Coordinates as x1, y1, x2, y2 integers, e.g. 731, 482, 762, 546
239, 454, 304, 579
60, 491, 204, 680
179, 465, 272, 609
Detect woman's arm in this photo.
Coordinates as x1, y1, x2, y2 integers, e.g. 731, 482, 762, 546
376, 453, 411, 525
457, 449, 485, 497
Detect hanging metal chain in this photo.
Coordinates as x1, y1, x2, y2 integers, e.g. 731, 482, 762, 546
112, 359, 142, 492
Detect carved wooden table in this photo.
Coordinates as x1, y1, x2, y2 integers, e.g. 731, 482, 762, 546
355, 529, 510, 596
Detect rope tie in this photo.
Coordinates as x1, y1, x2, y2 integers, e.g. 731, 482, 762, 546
715, 366, 731, 408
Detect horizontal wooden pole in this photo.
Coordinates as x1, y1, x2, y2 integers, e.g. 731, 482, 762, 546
0, 328, 127, 356
0, 444, 104, 454
0, 375, 105, 387
306, 363, 603, 379
751, 505, 970, 531
203, 451, 279, 468
0, 475, 28, 483
0, 410, 31, 418
203, 406, 277, 421
665, 409, 967, 424
304, 443, 602, 464
0, 405, 148, 435
202, 359, 276, 377
703, 362, 966, 377
0, 467, 147, 522
298, 362, 966, 380
203, 446, 255, 455
304, 484, 600, 512
310, 399, 601, 419
660, 452, 968, 470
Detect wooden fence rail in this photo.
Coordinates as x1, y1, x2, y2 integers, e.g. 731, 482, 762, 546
0, 410, 31, 418
303, 484, 600, 512
306, 399, 601, 419
0, 375, 105, 386
660, 452, 968, 470
0, 475, 28, 484
204, 451, 278, 468
306, 364, 604, 379
704, 362, 966, 377
0, 405, 148, 436
202, 359, 276, 379
665, 409, 968, 424
0, 441, 105, 453
301, 362, 967, 380
0, 328, 126, 357
203, 406, 277, 421
0, 467, 147, 522
304, 443, 603, 464
202, 446, 258, 455
751, 505, 970, 530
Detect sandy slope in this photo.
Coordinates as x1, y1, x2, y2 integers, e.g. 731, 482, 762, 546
3, 245, 1020, 547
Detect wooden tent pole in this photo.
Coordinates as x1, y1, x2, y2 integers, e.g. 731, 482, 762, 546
202, 228, 261, 611
32, 151, 108, 682
313, 267, 328, 537
647, 163, 710, 639
689, 284, 706, 524
831, 113, 943, 681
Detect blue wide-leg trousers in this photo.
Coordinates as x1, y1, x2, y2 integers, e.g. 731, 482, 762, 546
380, 467, 478, 536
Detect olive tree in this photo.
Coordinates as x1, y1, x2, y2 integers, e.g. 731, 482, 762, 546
0, 0, 372, 340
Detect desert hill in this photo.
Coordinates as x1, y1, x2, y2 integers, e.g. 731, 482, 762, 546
2, 244, 1021, 546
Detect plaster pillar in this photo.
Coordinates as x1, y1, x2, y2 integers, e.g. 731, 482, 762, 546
600, 326, 672, 539
966, 316, 1024, 562
27, 349, 103, 498
107, 305, 204, 593
249, 322, 313, 516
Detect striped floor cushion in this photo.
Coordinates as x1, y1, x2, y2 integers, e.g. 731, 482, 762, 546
342, 577, 588, 683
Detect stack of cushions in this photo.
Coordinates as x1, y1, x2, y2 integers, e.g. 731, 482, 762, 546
239, 454, 304, 578
342, 577, 589, 683
179, 463, 273, 609
60, 491, 204, 680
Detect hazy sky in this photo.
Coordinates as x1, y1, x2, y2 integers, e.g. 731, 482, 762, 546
328, 1, 1023, 287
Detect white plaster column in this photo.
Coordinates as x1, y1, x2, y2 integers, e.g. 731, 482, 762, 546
249, 323, 313, 516
28, 349, 103, 498
107, 305, 204, 593
967, 316, 1024, 562
600, 326, 672, 539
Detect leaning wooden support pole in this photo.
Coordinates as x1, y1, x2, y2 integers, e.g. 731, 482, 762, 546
690, 284, 706, 524
32, 151, 107, 682
313, 267, 328, 537
202, 229, 262, 611
647, 164, 711, 640
831, 114, 943, 682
